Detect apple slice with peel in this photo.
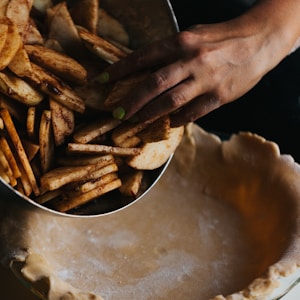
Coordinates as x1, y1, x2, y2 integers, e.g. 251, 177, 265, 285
127, 126, 184, 170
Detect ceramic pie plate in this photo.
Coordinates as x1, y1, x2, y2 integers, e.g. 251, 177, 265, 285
1, 123, 300, 300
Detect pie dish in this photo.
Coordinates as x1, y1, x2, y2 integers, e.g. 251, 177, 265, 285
1, 123, 300, 300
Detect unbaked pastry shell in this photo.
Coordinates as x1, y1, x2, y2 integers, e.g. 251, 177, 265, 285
1, 124, 300, 300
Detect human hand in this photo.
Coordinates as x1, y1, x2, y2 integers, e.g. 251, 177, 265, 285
99, 3, 300, 127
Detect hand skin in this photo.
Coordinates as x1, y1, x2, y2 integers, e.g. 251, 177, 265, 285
102, 0, 300, 127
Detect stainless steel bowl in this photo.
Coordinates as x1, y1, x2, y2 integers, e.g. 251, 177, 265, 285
0, 0, 179, 217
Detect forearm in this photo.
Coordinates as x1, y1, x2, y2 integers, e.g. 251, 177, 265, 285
101, 0, 300, 126
243, 0, 300, 54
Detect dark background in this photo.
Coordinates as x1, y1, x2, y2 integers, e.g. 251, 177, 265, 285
170, 0, 300, 162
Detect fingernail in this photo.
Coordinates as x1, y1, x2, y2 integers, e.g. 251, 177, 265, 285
113, 106, 126, 120
96, 71, 109, 84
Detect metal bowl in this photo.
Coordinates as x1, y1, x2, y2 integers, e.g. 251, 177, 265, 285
0, 0, 178, 217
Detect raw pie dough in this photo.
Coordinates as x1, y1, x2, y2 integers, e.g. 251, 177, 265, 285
1, 124, 300, 300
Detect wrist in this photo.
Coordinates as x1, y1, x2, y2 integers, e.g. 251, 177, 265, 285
241, 0, 300, 55
219, 0, 300, 75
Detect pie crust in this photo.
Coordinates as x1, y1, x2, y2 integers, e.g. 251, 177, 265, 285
1, 123, 300, 300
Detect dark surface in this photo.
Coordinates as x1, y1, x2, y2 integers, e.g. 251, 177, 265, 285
0, 264, 39, 300
170, 0, 300, 162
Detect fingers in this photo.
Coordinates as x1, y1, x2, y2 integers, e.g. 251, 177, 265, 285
100, 36, 178, 83
170, 94, 221, 127
114, 61, 193, 121
135, 78, 203, 122
99, 32, 224, 126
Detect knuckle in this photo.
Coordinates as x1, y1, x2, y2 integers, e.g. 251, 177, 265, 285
208, 93, 222, 106
175, 31, 210, 57
148, 71, 169, 91
213, 84, 233, 105
202, 93, 222, 112
176, 31, 195, 48
167, 91, 187, 109
175, 33, 215, 67
194, 47, 213, 65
